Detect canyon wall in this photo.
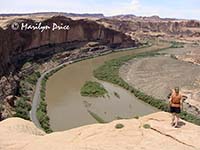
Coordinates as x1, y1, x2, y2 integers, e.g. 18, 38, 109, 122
0, 16, 136, 76
0, 16, 136, 100
99, 18, 200, 39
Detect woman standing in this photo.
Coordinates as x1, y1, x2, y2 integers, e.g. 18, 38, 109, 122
169, 87, 183, 128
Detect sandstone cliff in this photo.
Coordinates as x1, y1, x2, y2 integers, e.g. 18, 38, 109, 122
0, 112, 199, 150
98, 18, 200, 40
0, 16, 136, 76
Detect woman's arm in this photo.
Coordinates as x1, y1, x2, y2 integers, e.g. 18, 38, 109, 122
168, 91, 173, 109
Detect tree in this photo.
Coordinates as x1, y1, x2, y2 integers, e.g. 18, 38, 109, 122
14, 98, 31, 120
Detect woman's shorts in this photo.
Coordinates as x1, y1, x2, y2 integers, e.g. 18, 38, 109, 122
170, 106, 181, 114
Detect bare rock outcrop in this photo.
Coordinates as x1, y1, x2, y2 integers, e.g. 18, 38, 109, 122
0, 112, 200, 150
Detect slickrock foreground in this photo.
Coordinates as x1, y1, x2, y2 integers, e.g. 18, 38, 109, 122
0, 112, 200, 150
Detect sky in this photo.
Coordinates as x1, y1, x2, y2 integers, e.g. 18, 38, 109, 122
1, 0, 200, 20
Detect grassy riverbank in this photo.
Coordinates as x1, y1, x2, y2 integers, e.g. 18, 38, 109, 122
81, 81, 108, 97
36, 74, 52, 133
36, 65, 67, 133
93, 49, 200, 126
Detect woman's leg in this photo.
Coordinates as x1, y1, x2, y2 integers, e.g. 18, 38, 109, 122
174, 114, 179, 127
171, 113, 175, 126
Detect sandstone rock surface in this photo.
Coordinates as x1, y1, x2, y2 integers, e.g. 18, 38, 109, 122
0, 112, 199, 150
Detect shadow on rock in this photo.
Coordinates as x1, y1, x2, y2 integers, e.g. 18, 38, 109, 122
177, 121, 186, 128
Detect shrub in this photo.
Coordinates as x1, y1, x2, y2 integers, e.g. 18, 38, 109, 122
143, 124, 151, 129
14, 97, 31, 120
81, 81, 108, 97
37, 73, 53, 133
26, 71, 41, 85
180, 111, 200, 125
114, 92, 120, 98
134, 116, 139, 119
37, 109, 52, 133
115, 123, 124, 129
170, 41, 184, 48
0, 102, 4, 112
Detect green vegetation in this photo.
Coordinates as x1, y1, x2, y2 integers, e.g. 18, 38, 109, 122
93, 46, 200, 126
134, 116, 139, 119
180, 111, 200, 125
37, 74, 52, 133
170, 41, 184, 48
0, 102, 3, 112
25, 71, 41, 85
22, 61, 32, 69
13, 71, 41, 121
81, 81, 108, 97
14, 97, 31, 120
18, 71, 41, 97
115, 123, 124, 129
143, 124, 151, 129
88, 110, 107, 123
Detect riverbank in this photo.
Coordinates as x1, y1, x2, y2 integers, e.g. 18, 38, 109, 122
93, 44, 200, 125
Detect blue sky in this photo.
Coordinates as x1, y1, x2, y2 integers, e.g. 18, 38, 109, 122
1, 0, 200, 19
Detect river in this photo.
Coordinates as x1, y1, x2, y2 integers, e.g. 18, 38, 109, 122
46, 42, 169, 131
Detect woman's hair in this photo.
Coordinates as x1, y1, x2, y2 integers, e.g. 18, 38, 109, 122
175, 87, 179, 93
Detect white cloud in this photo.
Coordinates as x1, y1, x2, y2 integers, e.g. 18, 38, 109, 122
131, 0, 140, 10
103, 0, 141, 16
